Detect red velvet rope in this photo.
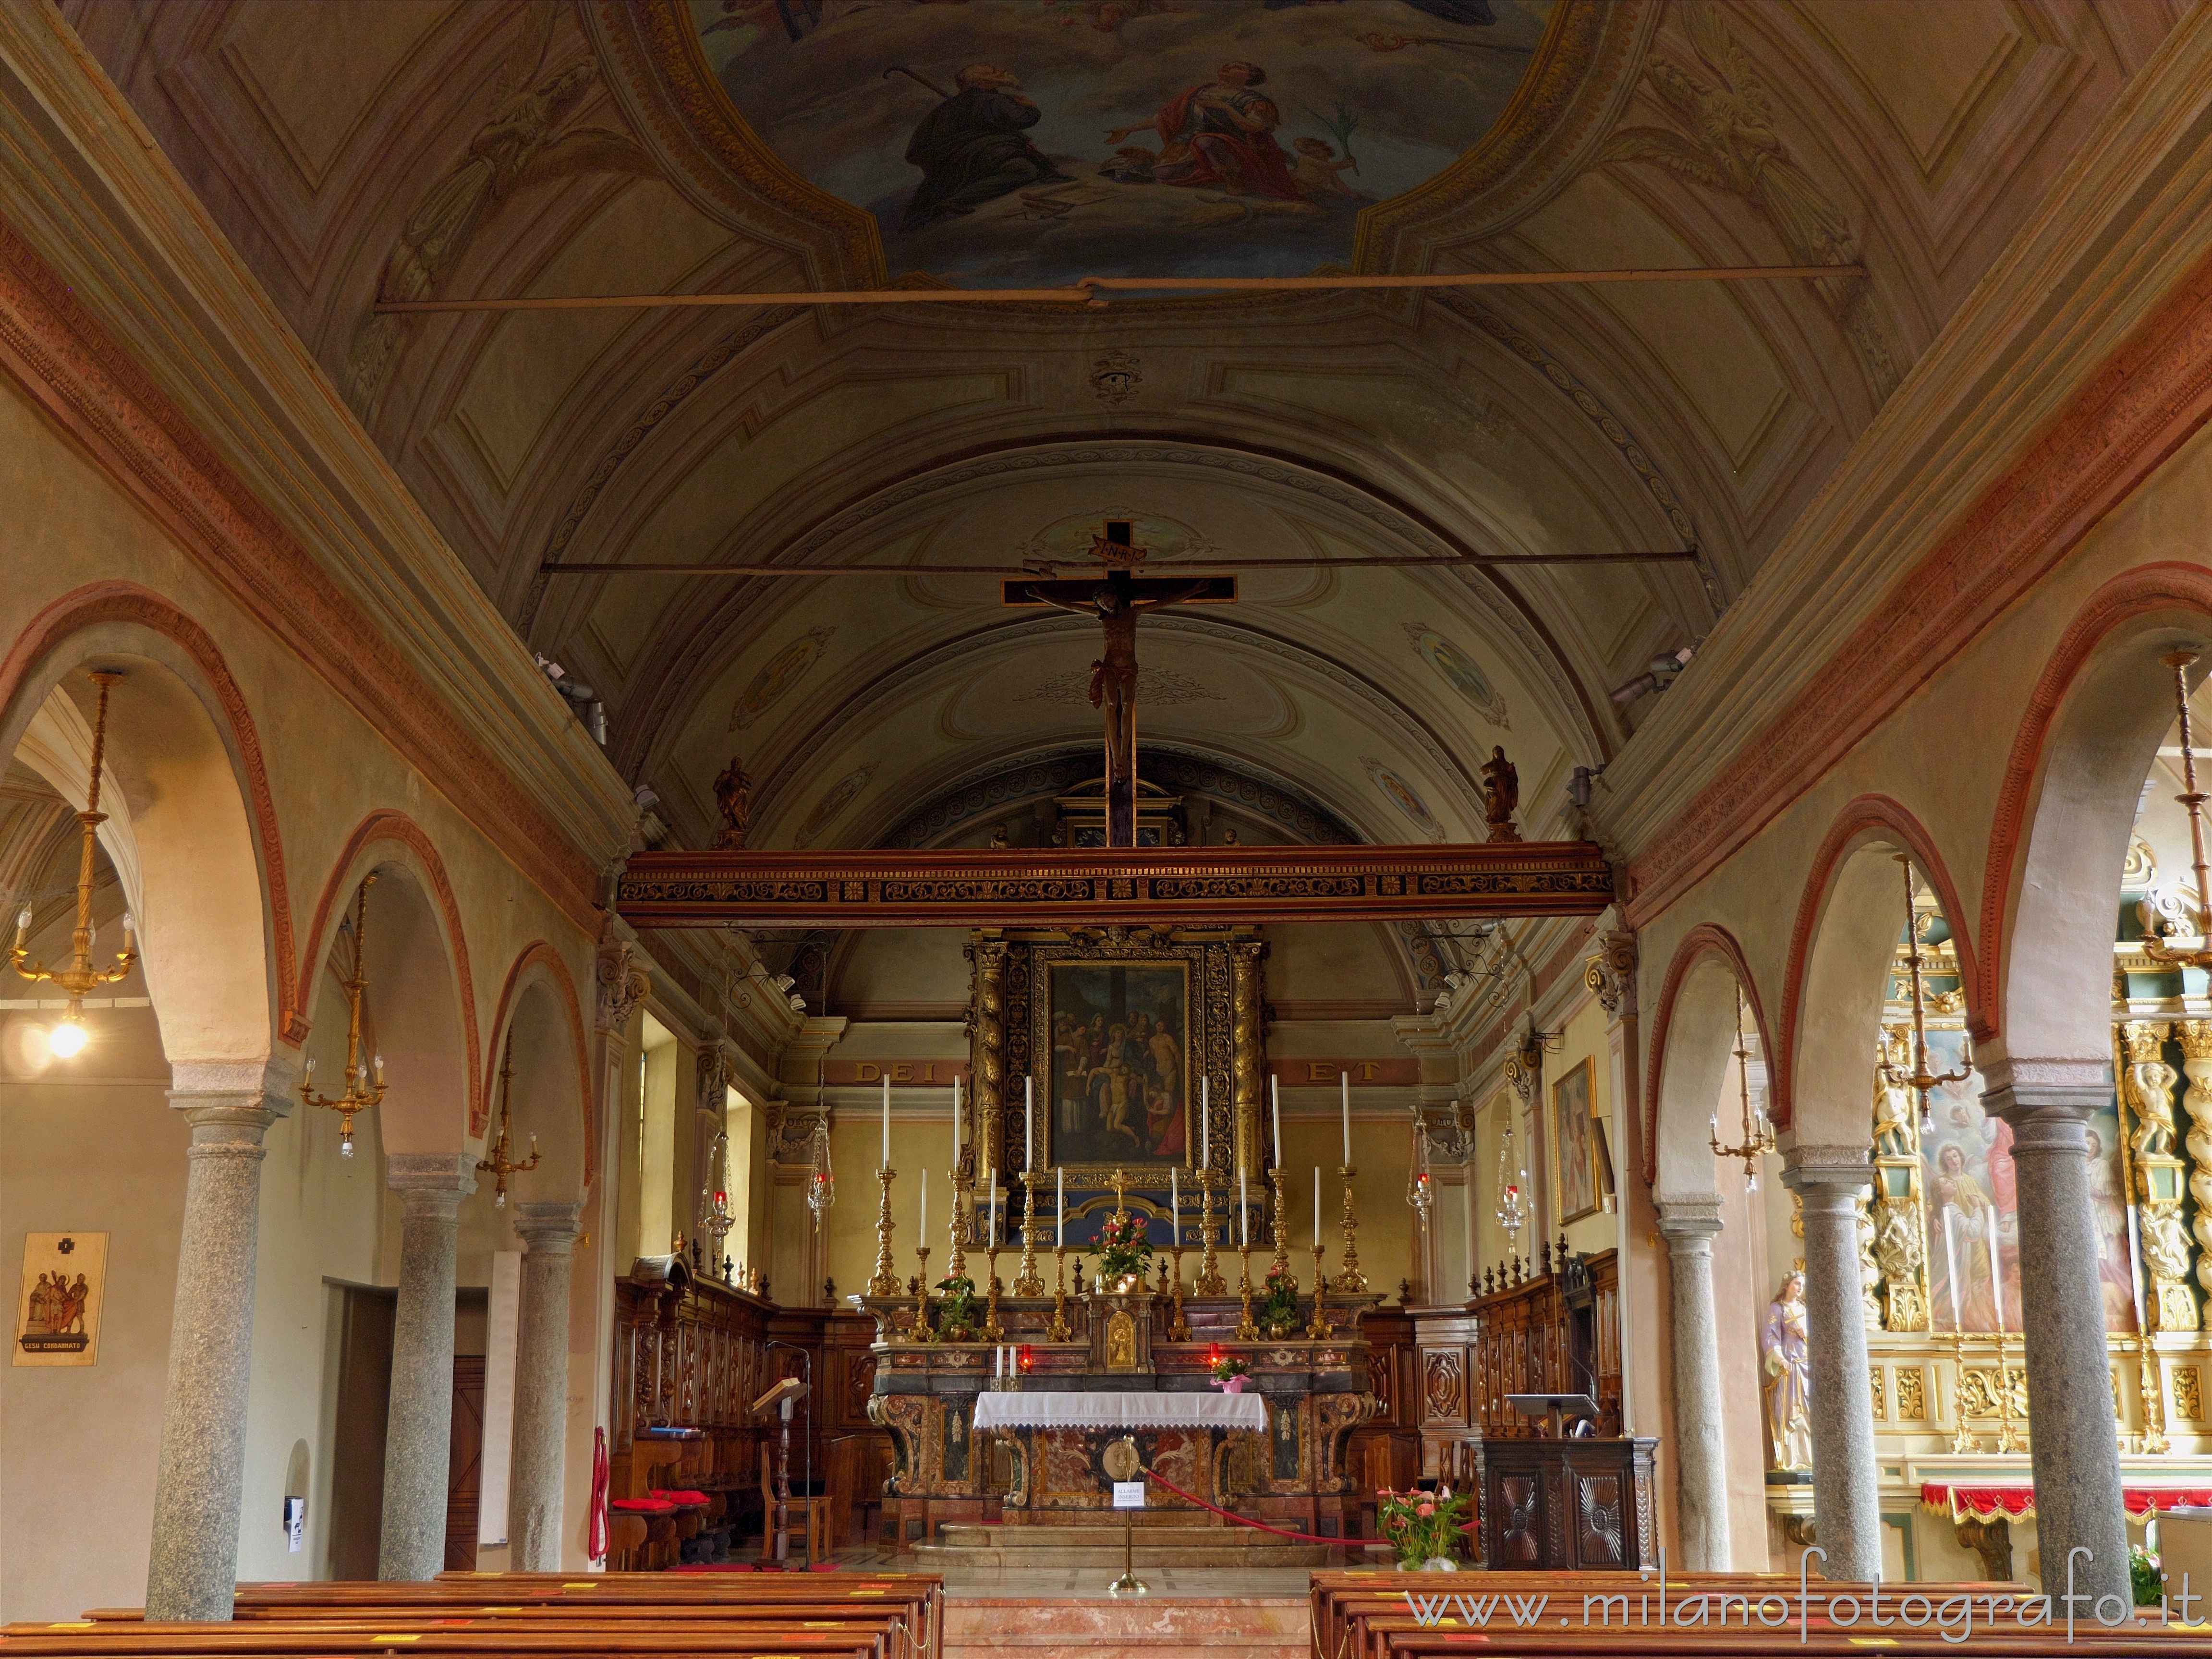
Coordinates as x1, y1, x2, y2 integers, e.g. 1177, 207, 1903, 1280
1139, 1466, 1350, 1545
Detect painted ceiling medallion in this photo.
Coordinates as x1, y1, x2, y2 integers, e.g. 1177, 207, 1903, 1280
669, 0, 1565, 287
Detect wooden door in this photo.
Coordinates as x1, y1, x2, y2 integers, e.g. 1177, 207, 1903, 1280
444, 1356, 486, 1571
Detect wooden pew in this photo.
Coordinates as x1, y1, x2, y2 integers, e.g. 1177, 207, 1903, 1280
0, 1630, 881, 1658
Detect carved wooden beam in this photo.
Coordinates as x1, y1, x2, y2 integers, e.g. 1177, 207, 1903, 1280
617, 843, 1614, 928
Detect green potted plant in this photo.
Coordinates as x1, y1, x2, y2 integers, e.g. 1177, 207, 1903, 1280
1209, 1356, 1251, 1394
935, 1273, 979, 1342
1094, 1211, 1154, 1293
1377, 1486, 1472, 1571
1258, 1265, 1300, 1338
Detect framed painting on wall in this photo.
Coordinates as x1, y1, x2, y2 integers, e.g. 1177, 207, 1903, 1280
1045, 957, 1191, 1169
1553, 1057, 1607, 1223
14, 1232, 108, 1368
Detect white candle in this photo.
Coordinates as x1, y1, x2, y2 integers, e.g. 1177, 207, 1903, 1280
1341, 1070, 1352, 1164
1201, 1077, 1211, 1166
988, 1167, 997, 1245
953, 1074, 962, 1165
1313, 1166, 1321, 1250
921, 1167, 928, 1243
1987, 1213, 2005, 1334
1240, 1166, 1248, 1246
1942, 1207, 1962, 1331
1025, 1077, 1035, 1172
995, 1345, 1003, 1378
1271, 1074, 1281, 1169
1170, 1168, 1179, 1244
1057, 1166, 1065, 1247
2128, 1205, 2150, 1334
881, 1073, 891, 1167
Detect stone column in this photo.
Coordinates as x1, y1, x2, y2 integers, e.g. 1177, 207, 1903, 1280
1656, 1194, 1730, 1571
510, 1201, 583, 1571
1984, 1063, 2132, 1613
1783, 1145, 1882, 1580
380, 1154, 476, 1581
145, 1085, 287, 1621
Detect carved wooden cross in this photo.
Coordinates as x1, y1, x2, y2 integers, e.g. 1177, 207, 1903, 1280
1003, 521, 1234, 847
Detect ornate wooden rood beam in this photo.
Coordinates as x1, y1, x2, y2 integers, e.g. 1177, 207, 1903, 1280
616, 843, 1614, 929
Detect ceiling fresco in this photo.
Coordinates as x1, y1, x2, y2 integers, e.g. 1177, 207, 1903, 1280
678, 0, 1559, 284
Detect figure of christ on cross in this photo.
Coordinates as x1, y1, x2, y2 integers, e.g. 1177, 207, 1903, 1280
1005, 523, 1233, 847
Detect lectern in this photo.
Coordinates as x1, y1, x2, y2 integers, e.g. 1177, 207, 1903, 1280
1504, 1392, 1598, 1439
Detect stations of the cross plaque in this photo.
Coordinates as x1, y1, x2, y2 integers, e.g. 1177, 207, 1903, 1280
1003, 520, 1235, 848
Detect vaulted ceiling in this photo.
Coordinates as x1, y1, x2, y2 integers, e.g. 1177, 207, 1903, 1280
64, 0, 2183, 852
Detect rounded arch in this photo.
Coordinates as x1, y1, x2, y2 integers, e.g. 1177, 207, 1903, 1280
1777, 795, 1982, 1142
0, 593, 285, 1067
1641, 923, 1772, 1191
1980, 562, 2212, 1059
298, 811, 482, 1143
483, 941, 596, 1188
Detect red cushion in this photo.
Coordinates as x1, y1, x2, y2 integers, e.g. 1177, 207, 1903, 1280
650, 1489, 709, 1504
610, 1498, 677, 1514
669, 1563, 755, 1573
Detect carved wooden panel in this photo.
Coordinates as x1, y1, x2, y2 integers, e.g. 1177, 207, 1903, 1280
1421, 1349, 1465, 1426
1575, 1471, 1625, 1565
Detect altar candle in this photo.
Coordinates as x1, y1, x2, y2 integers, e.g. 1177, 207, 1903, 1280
2128, 1205, 2151, 1334
1341, 1070, 1352, 1164
1201, 1077, 1211, 1165
1313, 1166, 1321, 1250
1942, 1207, 1962, 1331
988, 1166, 997, 1246
1057, 1166, 1065, 1247
953, 1075, 962, 1165
881, 1073, 891, 1167
1025, 1077, 1035, 1172
1240, 1166, 1249, 1246
1988, 1214, 2005, 1334
921, 1167, 929, 1243
1271, 1075, 1281, 1169
1171, 1168, 1179, 1243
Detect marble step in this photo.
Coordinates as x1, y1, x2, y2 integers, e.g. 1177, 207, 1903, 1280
944, 1594, 1309, 1658
916, 1534, 1327, 1569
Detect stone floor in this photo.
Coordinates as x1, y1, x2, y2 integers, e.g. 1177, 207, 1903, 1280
938, 1592, 1312, 1659
826, 1540, 1368, 1598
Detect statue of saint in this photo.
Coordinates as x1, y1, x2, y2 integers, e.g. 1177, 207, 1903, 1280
1761, 1269, 1812, 1469
1481, 746, 1521, 843
712, 755, 753, 850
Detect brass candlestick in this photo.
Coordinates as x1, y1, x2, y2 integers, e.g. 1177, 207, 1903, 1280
1235, 1244, 1260, 1340
867, 1166, 902, 1296
1267, 1165, 1294, 1288
1333, 1166, 1367, 1291
1168, 1245, 1191, 1341
1948, 1328, 1978, 1453
982, 1247, 1005, 1341
1013, 1176, 1045, 1295
1992, 1328, 2026, 1453
912, 1245, 935, 1343
948, 1168, 974, 1283
1047, 1246, 1071, 1341
1194, 1166, 1227, 1295
2141, 1339, 2171, 1455
1307, 1245, 1333, 1339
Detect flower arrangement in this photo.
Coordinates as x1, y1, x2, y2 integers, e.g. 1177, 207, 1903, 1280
1094, 1211, 1154, 1289
1209, 1355, 1250, 1393
2133, 1545, 2163, 1608
1258, 1266, 1300, 1337
1377, 1486, 1471, 1570
934, 1273, 978, 1341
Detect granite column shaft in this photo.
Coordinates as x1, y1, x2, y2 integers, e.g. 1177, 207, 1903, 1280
510, 1201, 582, 1570
1785, 1147, 1882, 1580
1657, 1196, 1730, 1571
379, 1155, 475, 1581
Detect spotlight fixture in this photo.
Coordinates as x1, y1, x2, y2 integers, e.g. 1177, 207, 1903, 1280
11, 670, 137, 1054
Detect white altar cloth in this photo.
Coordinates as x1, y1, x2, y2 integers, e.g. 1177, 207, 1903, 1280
970, 1390, 1268, 1432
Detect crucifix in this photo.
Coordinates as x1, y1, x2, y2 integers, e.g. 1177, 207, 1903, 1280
1003, 521, 1234, 847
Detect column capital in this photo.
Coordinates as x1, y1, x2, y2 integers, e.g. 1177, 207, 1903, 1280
165, 1088, 286, 1141
1655, 1193, 1722, 1244
1781, 1143, 1873, 1199
512, 1200, 584, 1254
386, 1152, 477, 1214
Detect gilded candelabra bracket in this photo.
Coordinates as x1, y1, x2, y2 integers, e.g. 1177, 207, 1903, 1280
1334, 1164, 1366, 1292
1947, 1331, 1981, 1454
867, 1166, 902, 1296
1267, 1165, 1295, 1290
297, 874, 387, 1158
1877, 858, 1970, 1131
1047, 1247, 1071, 1341
1194, 1167, 1227, 1296
476, 1029, 542, 1209
8, 670, 138, 1059
1013, 1179, 1045, 1296
1167, 1245, 1191, 1341
948, 1168, 975, 1284
1307, 1245, 1334, 1339
981, 1247, 1005, 1341
2142, 1344, 2172, 1455
2141, 651, 2212, 969
1235, 1244, 1260, 1340
1713, 983, 1776, 1189
912, 1245, 935, 1344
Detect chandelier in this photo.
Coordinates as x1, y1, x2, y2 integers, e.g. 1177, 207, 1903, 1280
701, 1128, 736, 1277
1494, 1122, 1527, 1246
298, 876, 385, 1158
1711, 985, 1775, 1189
476, 1029, 540, 1208
808, 1115, 835, 1230
10, 670, 136, 1057
2143, 649, 2212, 968
1406, 1113, 1434, 1230
1876, 855, 1970, 1129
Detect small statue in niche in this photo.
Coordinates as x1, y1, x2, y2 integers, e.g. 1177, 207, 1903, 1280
1481, 746, 1521, 843
712, 755, 753, 849
989, 823, 1010, 849
1761, 1269, 1813, 1470
1220, 825, 1239, 846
